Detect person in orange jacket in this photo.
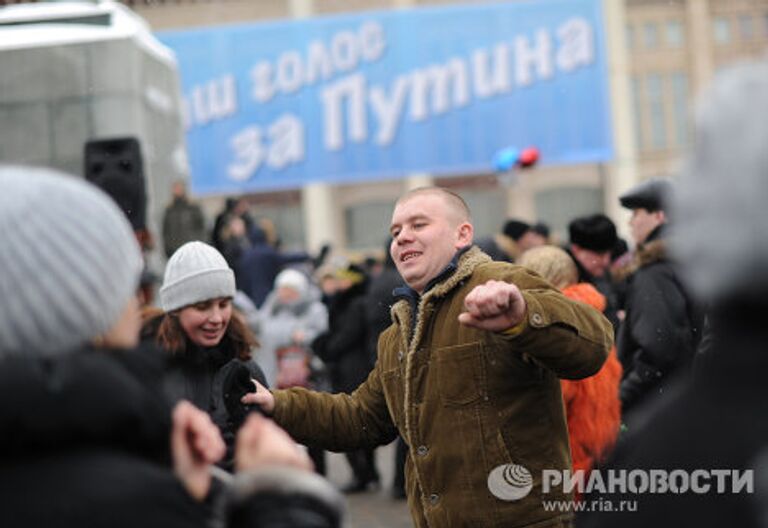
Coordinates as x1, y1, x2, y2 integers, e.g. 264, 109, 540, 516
519, 245, 622, 475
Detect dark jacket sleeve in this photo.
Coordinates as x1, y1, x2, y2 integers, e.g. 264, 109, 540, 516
619, 264, 697, 409
0, 346, 174, 464
314, 297, 367, 364
227, 466, 344, 528
277, 251, 311, 266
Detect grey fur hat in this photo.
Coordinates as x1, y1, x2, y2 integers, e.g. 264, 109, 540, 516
0, 166, 142, 357
673, 59, 768, 301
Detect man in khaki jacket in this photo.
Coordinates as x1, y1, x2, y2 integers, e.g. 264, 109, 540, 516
247, 187, 613, 527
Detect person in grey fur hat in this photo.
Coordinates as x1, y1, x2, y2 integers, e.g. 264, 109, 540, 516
579, 58, 768, 528
0, 166, 225, 526
0, 166, 344, 527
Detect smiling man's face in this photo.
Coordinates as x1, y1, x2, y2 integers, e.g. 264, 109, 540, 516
389, 190, 473, 294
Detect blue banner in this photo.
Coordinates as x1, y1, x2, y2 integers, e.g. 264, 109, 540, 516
158, 0, 613, 195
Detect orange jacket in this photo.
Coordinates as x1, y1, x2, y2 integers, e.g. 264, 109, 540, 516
561, 283, 622, 474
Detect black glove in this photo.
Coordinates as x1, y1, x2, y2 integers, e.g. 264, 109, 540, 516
222, 362, 262, 430
312, 243, 331, 269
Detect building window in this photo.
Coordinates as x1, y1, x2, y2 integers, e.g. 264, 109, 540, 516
344, 200, 395, 250
631, 76, 644, 150
646, 74, 667, 149
534, 187, 604, 243
254, 204, 306, 251
739, 14, 754, 41
643, 22, 659, 49
665, 20, 685, 47
626, 24, 635, 50
670, 72, 689, 147
713, 16, 731, 44
457, 189, 506, 240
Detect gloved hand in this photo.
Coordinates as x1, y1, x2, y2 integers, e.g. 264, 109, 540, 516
222, 362, 262, 430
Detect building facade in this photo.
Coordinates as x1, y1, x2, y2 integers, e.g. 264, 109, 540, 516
5, 0, 764, 253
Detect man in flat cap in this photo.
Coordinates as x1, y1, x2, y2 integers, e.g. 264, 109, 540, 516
617, 178, 703, 415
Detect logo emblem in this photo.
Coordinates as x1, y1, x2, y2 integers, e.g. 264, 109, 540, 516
487, 463, 533, 501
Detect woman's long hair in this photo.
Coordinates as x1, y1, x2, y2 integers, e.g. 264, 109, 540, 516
141, 305, 256, 361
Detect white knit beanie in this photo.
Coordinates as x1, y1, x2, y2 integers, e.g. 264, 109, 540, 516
160, 241, 235, 312
275, 268, 308, 296
0, 165, 143, 357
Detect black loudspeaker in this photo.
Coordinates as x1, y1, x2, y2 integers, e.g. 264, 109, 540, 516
84, 137, 147, 230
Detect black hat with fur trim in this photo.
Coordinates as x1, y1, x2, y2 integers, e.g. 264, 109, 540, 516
502, 219, 531, 241
568, 214, 618, 252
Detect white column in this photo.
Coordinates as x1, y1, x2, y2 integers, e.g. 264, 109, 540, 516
507, 182, 536, 220
398, 0, 429, 198
686, 0, 714, 96
602, 0, 639, 239
403, 172, 434, 191
288, 0, 313, 18
290, 0, 339, 253
301, 182, 342, 253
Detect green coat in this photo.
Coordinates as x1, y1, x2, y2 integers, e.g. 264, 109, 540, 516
272, 247, 612, 527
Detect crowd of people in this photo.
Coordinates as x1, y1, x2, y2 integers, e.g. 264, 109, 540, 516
1, 58, 766, 527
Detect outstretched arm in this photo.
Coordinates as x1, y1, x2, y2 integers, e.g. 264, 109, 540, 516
242, 366, 398, 452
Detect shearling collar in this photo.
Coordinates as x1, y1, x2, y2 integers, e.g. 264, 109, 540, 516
636, 224, 669, 268
392, 245, 471, 302
389, 244, 491, 472
423, 245, 491, 300
390, 245, 491, 347
636, 238, 668, 267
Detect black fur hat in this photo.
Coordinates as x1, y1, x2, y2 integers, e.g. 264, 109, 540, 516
568, 214, 618, 252
502, 219, 531, 241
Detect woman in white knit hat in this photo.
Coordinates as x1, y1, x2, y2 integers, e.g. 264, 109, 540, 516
143, 241, 268, 467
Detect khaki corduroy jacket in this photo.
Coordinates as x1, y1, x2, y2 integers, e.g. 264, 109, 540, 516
272, 247, 613, 528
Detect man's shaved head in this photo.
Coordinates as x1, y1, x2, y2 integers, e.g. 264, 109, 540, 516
390, 186, 474, 293
396, 187, 471, 225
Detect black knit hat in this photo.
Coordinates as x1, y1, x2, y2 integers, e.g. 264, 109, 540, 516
568, 214, 618, 252
619, 178, 673, 212
531, 222, 550, 238
502, 219, 531, 241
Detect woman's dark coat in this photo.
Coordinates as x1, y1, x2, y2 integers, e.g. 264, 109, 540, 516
312, 280, 372, 394
141, 316, 267, 463
0, 346, 209, 528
